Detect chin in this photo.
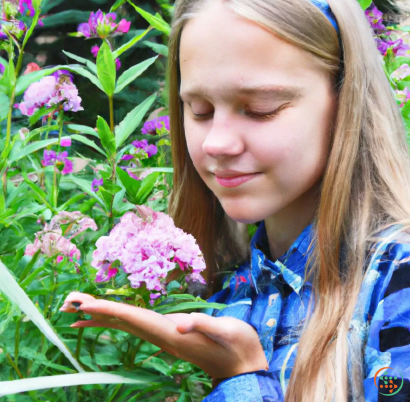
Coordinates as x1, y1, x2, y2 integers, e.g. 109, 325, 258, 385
220, 199, 268, 225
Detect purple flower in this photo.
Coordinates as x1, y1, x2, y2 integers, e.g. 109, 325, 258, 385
131, 139, 158, 158
0, 64, 4, 75
91, 45, 99, 58
121, 154, 134, 161
365, 6, 385, 30
78, 10, 130, 39
142, 116, 170, 135
41, 150, 73, 175
52, 70, 74, 83
115, 58, 121, 70
91, 178, 103, 192
18, 0, 35, 17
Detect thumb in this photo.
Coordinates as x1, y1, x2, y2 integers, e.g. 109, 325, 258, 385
166, 313, 231, 343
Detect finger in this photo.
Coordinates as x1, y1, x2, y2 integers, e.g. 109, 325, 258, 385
60, 292, 96, 313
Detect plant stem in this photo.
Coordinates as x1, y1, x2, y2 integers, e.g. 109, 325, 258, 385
14, 317, 20, 366
6, 353, 23, 379
76, 327, 84, 361
109, 95, 114, 132
107, 384, 122, 402
52, 109, 64, 208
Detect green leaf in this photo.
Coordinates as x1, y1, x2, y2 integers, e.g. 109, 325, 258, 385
127, 1, 171, 36
115, 56, 158, 94
155, 301, 227, 314
67, 124, 99, 138
0, 93, 10, 122
41, 10, 91, 27
0, 261, 84, 374
116, 166, 141, 203
57, 193, 87, 211
63, 50, 97, 75
71, 134, 106, 157
66, 65, 104, 92
357, 0, 372, 10
96, 116, 116, 156
135, 171, 159, 205
0, 372, 156, 396
142, 40, 169, 57
0, 58, 15, 97
68, 176, 107, 209
28, 105, 58, 126
115, 93, 157, 148
112, 27, 153, 59
110, 0, 127, 12
9, 138, 58, 163
96, 42, 116, 96
25, 179, 55, 212
24, 125, 60, 143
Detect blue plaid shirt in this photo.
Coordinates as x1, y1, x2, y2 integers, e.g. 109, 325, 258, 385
203, 221, 410, 401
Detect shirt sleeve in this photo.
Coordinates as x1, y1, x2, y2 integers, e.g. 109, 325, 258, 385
363, 242, 410, 401
202, 265, 285, 402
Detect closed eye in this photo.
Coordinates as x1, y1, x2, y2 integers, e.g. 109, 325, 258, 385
192, 102, 291, 121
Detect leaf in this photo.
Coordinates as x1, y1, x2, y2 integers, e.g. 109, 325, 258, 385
67, 124, 99, 138
28, 105, 58, 126
142, 40, 169, 57
0, 58, 15, 97
0, 261, 84, 373
96, 116, 116, 156
8, 138, 58, 163
57, 193, 87, 212
357, 0, 372, 10
41, 10, 91, 27
24, 125, 60, 143
25, 179, 55, 212
96, 42, 116, 97
135, 171, 159, 205
68, 176, 107, 212
154, 301, 227, 314
0, 93, 9, 123
113, 27, 153, 59
71, 134, 106, 157
110, 0, 127, 12
66, 65, 104, 92
115, 56, 158, 94
63, 50, 97, 75
116, 166, 141, 204
127, 1, 171, 36
0, 372, 157, 396
115, 93, 157, 148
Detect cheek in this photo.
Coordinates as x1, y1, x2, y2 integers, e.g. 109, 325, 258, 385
184, 118, 207, 170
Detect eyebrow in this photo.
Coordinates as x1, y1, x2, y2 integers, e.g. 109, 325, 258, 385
178, 84, 304, 101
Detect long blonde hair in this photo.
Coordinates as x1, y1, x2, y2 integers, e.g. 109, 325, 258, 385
167, 0, 410, 400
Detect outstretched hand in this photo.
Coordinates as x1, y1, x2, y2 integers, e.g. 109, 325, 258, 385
60, 292, 269, 379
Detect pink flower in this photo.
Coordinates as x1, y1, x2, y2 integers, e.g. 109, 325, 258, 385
116, 19, 131, 33
91, 206, 206, 293
56, 255, 64, 264
60, 136, 72, 147
91, 45, 100, 58
23, 62, 41, 75
395, 87, 410, 107
24, 211, 98, 261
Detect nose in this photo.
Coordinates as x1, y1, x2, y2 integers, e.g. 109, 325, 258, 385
201, 112, 245, 158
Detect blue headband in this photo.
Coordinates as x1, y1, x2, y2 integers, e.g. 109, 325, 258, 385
311, 0, 339, 32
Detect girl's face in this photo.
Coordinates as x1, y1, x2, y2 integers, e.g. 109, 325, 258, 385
179, 1, 337, 224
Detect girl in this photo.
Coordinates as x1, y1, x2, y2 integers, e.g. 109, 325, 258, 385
61, 0, 410, 400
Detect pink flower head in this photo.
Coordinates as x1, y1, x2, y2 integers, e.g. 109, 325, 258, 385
25, 211, 98, 261
91, 178, 103, 192
18, 0, 35, 17
60, 136, 72, 147
116, 19, 131, 33
23, 62, 40, 75
142, 116, 170, 135
91, 45, 100, 58
91, 206, 206, 293
41, 150, 73, 175
131, 139, 158, 158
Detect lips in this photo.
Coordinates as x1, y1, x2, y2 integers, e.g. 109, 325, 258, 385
214, 173, 260, 188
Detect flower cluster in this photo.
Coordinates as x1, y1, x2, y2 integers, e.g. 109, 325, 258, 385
77, 10, 130, 39
365, 5, 410, 57
25, 211, 97, 262
42, 150, 73, 175
91, 45, 121, 70
91, 205, 206, 296
91, 178, 103, 193
142, 116, 170, 135
17, 71, 83, 116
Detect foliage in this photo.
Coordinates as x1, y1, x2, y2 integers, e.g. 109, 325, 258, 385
0, 1, 409, 401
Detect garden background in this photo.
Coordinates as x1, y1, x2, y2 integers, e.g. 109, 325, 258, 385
0, 0, 410, 401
